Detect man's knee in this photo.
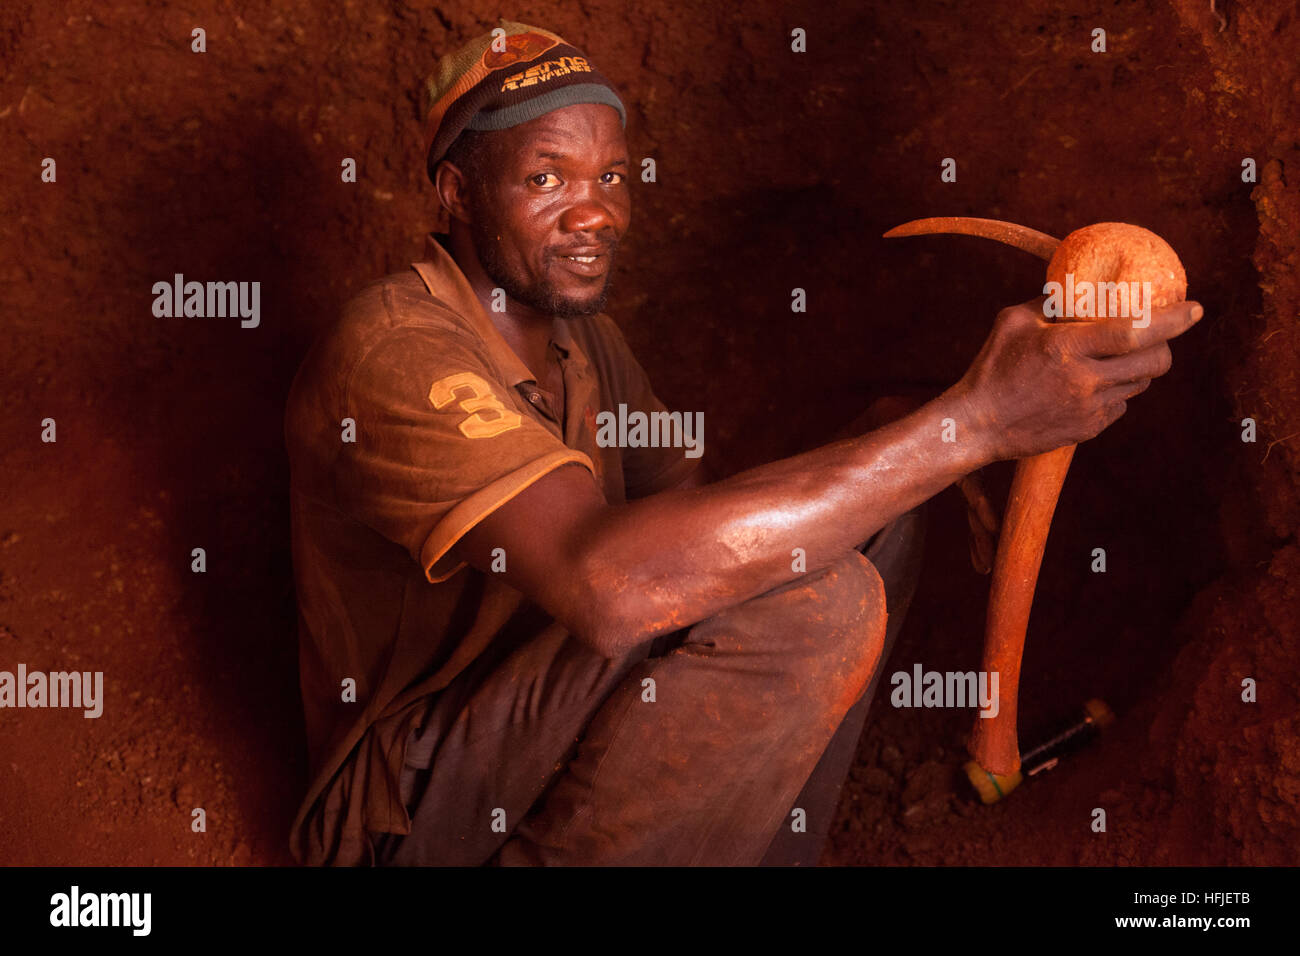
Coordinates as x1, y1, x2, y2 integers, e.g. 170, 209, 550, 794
680, 548, 887, 690
804, 550, 888, 688
746, 550, 888, 708
807, 549, 888, 634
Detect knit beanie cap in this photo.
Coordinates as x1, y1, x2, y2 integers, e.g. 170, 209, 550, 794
421, 19, 627, 182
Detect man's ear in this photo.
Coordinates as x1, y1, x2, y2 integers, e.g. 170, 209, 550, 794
434, 160, 474, 226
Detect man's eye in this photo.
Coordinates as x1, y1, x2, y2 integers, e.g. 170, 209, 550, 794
601, 171, 625, 185
531, 173, 560, 187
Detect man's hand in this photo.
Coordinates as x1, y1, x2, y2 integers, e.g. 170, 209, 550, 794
955, 296, 1204, 462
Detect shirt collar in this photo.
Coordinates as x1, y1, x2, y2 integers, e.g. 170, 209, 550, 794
549, 316, 575, 361
413, 232, 535, 388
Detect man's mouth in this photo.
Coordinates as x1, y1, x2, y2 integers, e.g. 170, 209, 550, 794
554, 247, 612, 277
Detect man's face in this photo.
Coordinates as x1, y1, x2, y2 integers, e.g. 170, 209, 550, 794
465, 103, 631, 319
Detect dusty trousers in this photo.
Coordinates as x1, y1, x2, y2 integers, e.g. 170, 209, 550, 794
372, 506, 925, 866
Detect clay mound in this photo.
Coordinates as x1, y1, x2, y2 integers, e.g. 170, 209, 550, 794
1046, 222, 1188, 318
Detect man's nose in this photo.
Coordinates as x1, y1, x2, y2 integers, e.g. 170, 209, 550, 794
558, 183, 623, 235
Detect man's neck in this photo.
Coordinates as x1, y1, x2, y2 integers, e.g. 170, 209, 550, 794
445, 230, 556, 380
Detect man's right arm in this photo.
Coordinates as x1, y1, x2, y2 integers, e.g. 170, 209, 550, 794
451, 298, 1203, 657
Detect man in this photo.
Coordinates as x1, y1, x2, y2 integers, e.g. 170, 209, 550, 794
284, 20, 1202, 866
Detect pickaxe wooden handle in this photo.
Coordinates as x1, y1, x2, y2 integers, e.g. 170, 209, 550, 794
967, 443, 1073, 773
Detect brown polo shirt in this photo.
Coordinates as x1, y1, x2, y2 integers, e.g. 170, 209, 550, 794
285, 233, 699, 865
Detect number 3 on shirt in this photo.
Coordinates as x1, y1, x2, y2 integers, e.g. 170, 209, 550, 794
428, 371, 524, 439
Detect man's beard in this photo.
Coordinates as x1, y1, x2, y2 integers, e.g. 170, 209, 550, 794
473, 221, 615, 319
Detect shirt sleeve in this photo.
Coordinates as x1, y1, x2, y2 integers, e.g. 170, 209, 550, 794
592, 314, 703, 499
335, 327, 596, 583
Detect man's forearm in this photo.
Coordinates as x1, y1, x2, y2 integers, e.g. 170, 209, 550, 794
575, 384, 992, 647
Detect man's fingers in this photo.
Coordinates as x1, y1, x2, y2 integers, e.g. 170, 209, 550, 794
967, 511, 997, 575
955, 472, 999, 575
1093, 342, 1172, 387
1070, 300, 1204, 357
1099, 378, 1151, 406
956, 473, 1000, 535
1099, 399, 1129, 431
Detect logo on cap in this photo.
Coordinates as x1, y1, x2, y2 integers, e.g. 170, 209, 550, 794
483, 32, 558, 69
500, 56, 592, 92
